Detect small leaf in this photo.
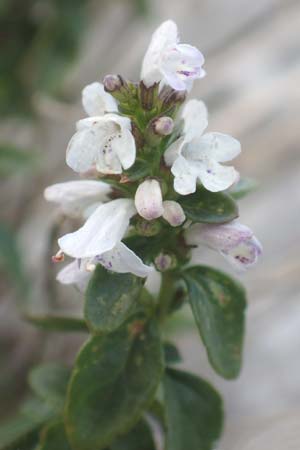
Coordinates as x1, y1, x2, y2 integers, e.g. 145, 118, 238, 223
25, 315, 88, 333
29, 364, 70, 413
65, 319, 163, 450
178, 187, 238, 224
111, 419, 155, 450
164, 342, 182, 365
164, 368, 223, 450
183, 266, 246, 379
37, 421, 72, 450
228, 177, 258, 199
85, 265, 142, 334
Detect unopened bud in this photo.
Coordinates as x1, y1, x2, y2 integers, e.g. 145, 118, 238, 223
103, 74, 123, 92
153, 116, 174, 136
162, 201, 186, 227
135, 179, 164, 221
154, 252, 176, 272
135, 218, 162, 237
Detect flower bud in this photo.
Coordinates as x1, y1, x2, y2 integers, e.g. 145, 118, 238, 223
135, 218, 162, 236
103, 74, 123, 92
154, 252, 176, 272
153, 116, 174, 136
185, 221, 262, 272
162, 201, 186, 227
135, 179, 164, 221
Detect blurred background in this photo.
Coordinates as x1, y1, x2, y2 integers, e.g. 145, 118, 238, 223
1, 0, 299, 449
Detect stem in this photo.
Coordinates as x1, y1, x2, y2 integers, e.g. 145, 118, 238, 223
157, 271, 175, 324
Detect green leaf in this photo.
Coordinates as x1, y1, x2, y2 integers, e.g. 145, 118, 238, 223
25, 314, 88, 333
0, 415, 41, 450
164, 342, 182, 365
85, 265, 143, 334
178, 187, 238, 224
65, 319, 163, 450
111, 419, 155, 450
0, 144, 37, 176
124, 158, 149, 181
29, 364, 70, 414
183, 266, 246, 379
164, 368, 223, 450
37, 421, 71, 450
228, 177, 258, 199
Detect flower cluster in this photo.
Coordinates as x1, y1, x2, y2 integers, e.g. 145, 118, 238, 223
45, 20, 262, 291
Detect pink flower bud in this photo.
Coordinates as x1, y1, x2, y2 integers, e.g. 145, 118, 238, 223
162, 201, 186, 227
153, 117, 174, 136
103, 74, 123, 92
154, 253, 175, 271
135, 179, 164, 221
185, 221, 262, 271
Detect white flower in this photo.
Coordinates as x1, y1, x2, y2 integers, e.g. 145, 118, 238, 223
57, 241, 152, 290
66, 82, 136, 175
82, 82, 118, 116
58, 198, 136, 258
44, 180, 111, 218
56, 259, 91, 292
56, 198, 153, 279
164, 99, 241, 195
185, 220, 262, 272
66, 113, 136, 175
134, 179, 185, 226
141, 20, 205, 91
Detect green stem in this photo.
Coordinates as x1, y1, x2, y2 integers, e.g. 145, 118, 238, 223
157, 272, 175, 324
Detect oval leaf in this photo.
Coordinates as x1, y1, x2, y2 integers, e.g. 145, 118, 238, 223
183, 266, 246, 379
164, 368, 223, 450
85, 265, 143, 334
178, 187, 238, 224
65, 320, 163, 450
